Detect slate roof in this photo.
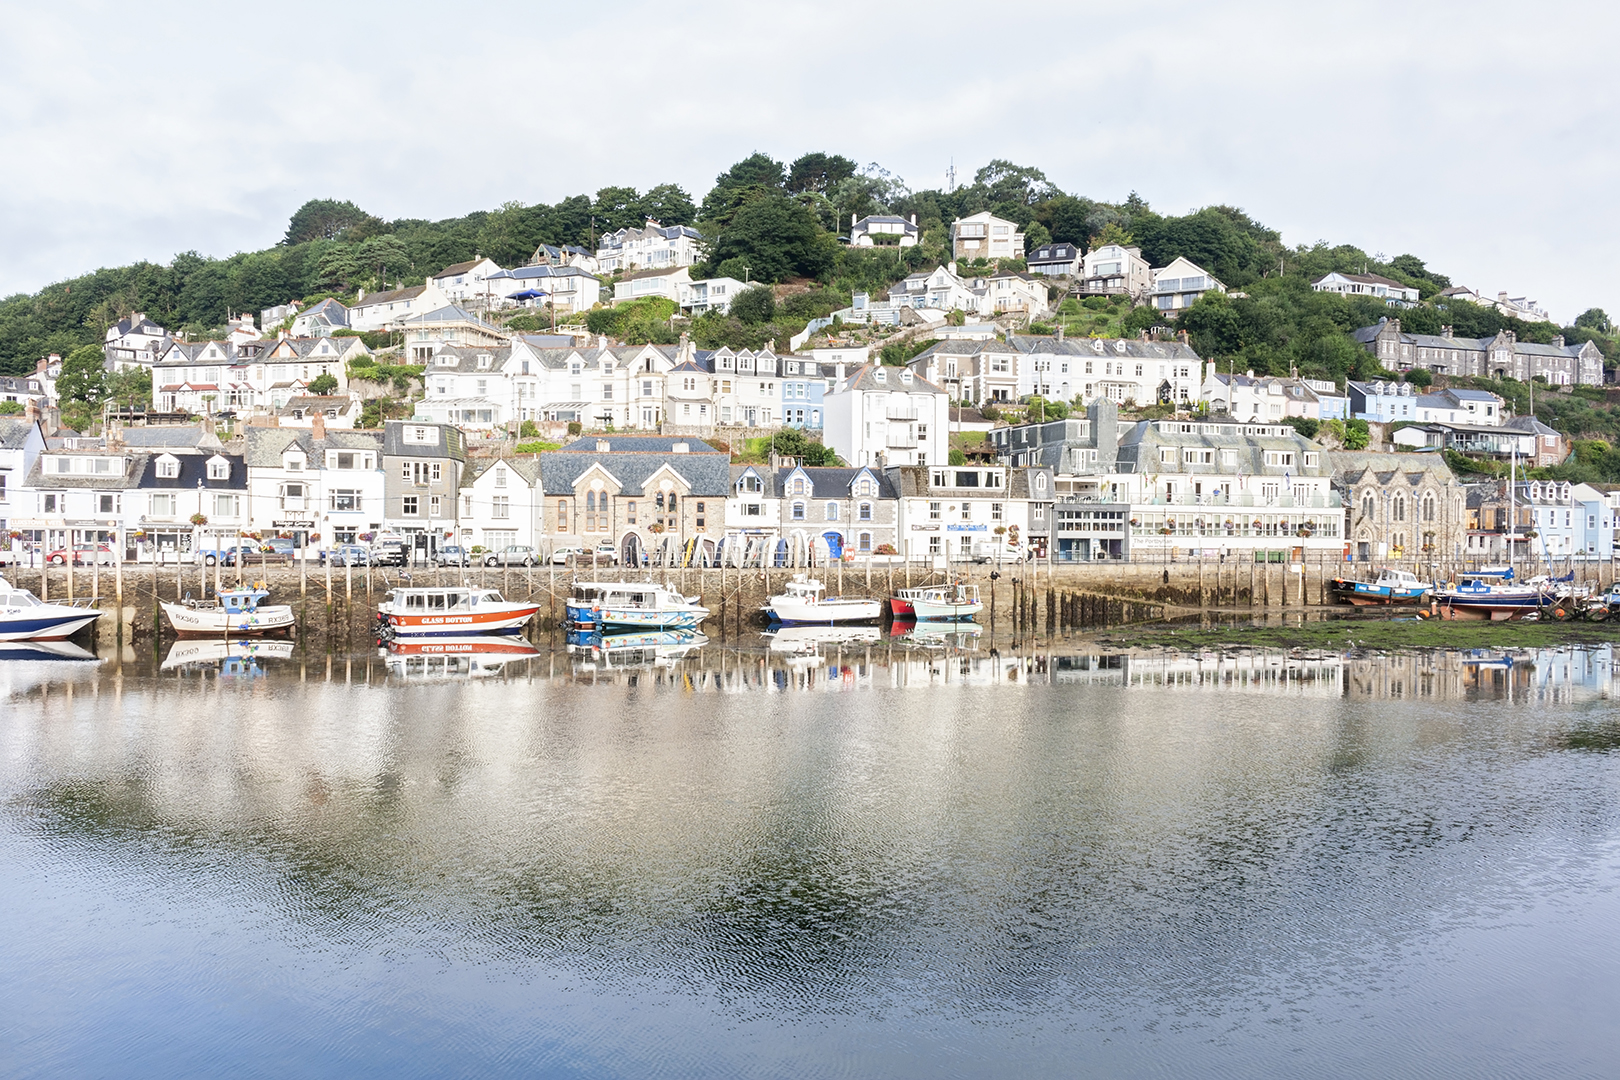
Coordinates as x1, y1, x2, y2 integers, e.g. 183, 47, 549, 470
401, 304, 498, 328
774, 466, 896, 499
0, 417, 42, 449
1028, 243, 1081, 262
1117, 419, 1330, 476
832, 364, 946, 395
1009, 335, 1201, 361
131, 452, 247, 492
558, 436, 721, 454
353, 286, 426, 308
539, 450, 731, 497
433, 259, 487, 278
26, 453, 147, 490
492, 264, 597, 280
115, 425, 221, 451
243, 426, 382, 468
464, 456, 542, 490
381, 421, 466, 460
423, 346, 514, 373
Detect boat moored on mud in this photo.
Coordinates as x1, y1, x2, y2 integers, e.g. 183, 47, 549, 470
1330, 568, 1433, 606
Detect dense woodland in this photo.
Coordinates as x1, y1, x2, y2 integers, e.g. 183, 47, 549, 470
3, 152, 1616, 405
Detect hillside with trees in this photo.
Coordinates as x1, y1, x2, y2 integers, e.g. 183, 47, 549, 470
2, 152, 1613, 406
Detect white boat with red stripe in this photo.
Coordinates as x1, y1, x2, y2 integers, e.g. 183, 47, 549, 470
377, 585, 540, 638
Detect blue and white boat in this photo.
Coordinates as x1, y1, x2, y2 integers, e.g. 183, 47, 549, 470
1330, 568, 1433, 606
566, 581, 708, 630
566, 626, 708, 667
1434, 567, 1552, 621
0, 575, 102, 641
162, 585, 295, 637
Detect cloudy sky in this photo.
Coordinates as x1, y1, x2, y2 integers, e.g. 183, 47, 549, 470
3, 0, 1614, 322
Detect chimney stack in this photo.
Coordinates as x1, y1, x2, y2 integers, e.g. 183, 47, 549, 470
1056, 324, 1064, 341
312, 411, 326, 441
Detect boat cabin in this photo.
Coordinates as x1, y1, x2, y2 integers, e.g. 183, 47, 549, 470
386, 587, 506, 612
569, 582, 685, 610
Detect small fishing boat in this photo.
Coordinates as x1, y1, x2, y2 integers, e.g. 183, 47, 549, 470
1329, 568, 1432, 606
765, 575, 882, 625
0, 575, 102, 641
566, 580, 709, 630
890, 582, 983, 620
895, 620, 984, 648
377, 585, 541, 638
162, 584, 295, 637
382, 636, 541, 679
1433, 568, 1552, 621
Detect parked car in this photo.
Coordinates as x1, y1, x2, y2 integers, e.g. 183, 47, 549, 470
263, 538, 300, 558
370, 539, 408, 567
329, 544, 370, 567
483, 544, 539, 567
195, 543, 259, 567
46, 543, 117, 566
549, 545, 616, 566
435, 545, 470, 567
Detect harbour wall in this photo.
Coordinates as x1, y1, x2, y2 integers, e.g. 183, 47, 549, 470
12, 554, 1613, 647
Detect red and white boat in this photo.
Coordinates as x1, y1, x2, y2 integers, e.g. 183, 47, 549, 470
889, 582, 983, 621
377, 585, 540, 638
383, 636, 541, 679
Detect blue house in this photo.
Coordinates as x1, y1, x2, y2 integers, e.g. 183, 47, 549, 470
1347, 379, 1419, 423
779, 355, 833, 430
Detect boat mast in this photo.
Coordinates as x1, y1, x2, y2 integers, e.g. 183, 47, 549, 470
1507, 446, 1516, 574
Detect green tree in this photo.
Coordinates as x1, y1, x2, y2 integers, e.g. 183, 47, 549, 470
948, 448, 968, 466
308, 373, 339, 394
0, 400, 23, 415
57, 344, 108, 404
708, 194, 834, 282
283, 199, 384, 245
105, 365, 152, 410
699, 152, 786, 222
787, 152, 857, 194
1405, 367, 1433, 388
640, 183, 696, 225
730, 285, 776, 324
1345, 417, 1370, 450
1575, 308, 1613, 334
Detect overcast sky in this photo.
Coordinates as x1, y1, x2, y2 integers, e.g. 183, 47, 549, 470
3, 0, 1614, 323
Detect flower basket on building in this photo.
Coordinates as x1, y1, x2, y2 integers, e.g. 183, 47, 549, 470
1252, 519, 1263, 529
873, 543, 897, 555
648, 523, 665, 534
1160, 527, 1173, 535
189, 513, 208, 526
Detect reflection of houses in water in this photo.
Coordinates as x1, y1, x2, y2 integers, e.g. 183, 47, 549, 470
1048, 650, 1345, 695
1346, 646, 1619, 702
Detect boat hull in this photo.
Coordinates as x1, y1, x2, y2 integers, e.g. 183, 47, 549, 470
765, 597, 883, 625
888, 597, 916, 617
909, 600, 984, 620
161, 602, 296, 637
380, 606, 540, 637
566, 602, 708, 630
1434, 593, 1545, 621
0, 610, 101, 641
1331, 580, 1431, 606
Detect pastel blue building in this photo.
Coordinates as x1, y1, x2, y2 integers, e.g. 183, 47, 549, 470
1518, 480, 1613, 561
779, 355, 831, 429
1346, 379, 1419, 423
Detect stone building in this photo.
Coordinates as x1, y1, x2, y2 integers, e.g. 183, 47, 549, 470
1332, 452, 1467, 562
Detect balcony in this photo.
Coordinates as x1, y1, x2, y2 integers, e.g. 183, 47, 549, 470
885, 409, 918, 422
886, 430, 918, 450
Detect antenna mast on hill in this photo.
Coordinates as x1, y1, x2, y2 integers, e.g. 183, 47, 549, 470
947, 158, 956, 192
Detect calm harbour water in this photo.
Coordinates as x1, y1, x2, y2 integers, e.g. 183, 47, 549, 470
3, 635, 1620, 1079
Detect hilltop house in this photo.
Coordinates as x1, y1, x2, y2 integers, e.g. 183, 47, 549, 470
950, 212, 1024, 262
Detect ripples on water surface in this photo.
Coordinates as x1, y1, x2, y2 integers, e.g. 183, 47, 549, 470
3, 637, 1620, 1078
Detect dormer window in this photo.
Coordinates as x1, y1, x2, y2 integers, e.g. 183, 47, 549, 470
207, 457, 230, 481
741, 474, 762, 493
477, 355, 492, 369
285, 454, 304, 472
438, 355, 457, 367
156, 455, 179, 479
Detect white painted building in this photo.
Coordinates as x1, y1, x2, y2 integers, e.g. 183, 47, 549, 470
822, 364, 950, 468
951, 211, 1024, 261
459, 457, 542, 552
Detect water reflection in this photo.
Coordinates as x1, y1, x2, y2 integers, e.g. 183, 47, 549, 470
5, 633, 1620, 1077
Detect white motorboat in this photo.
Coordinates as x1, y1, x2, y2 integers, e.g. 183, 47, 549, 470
566, 580, 709, 630
764, 575, 882, 625
0, 575, 102, 641
890, 582, 983, 620
162, 585, 295, 637
377, 585, 541, 638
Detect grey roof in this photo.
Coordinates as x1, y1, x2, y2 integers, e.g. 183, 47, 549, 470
423, 346, 514, 373
774, 465, 896, 499
558, 436, 720, 453
0, 417, 43, 449
1117, 418, 1330, 476
1504, 416, 1561, 436
539, 450, 731, 497
832, 364, 946, 395
243, 426, 382, 468
911, 339, 1020, 359
26, 452, 147, 490
1009, 335, 1201, 360
353, 286, 426, 308
402, 304, 497, 328
381, 421, 466, 460
113, 425, 221, 450
494, 264, 596, 280
1029, 243, 1080, 261
275, 395, 360, 415
433, 259, 489, 279
131, 452, 247, 492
